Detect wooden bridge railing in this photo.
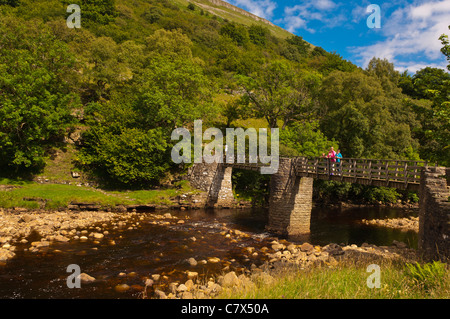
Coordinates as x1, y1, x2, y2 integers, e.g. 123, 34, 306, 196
295, 157, 428, 190
221, 155, 428, 190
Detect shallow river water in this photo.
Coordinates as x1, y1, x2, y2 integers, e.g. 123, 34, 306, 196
0, 206, 417, 299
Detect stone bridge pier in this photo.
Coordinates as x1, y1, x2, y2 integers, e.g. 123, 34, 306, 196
266, 158, 313, 237
186, 162, 235, 208
186, 158, 315, 236
418, 166, 450, 261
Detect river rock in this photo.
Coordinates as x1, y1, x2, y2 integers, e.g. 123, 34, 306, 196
392, 240, 407, 249
185, 279, 195, 291
186, 271, 198, 280
0, 248, 15, 262
219, 271, 240, 287
115, 284, 130, 293
151, 274, 160, 281
186, 257, 197, 266
208, 257, 220, 263
154, 289, 167, 299
53, 235, 70, 242
93, 233, 104, 239
299, 242, 314, 252
177, 284, 188, 292
78, 273, 96, 284
322, 243, 344, 256
271, 244, 285, 251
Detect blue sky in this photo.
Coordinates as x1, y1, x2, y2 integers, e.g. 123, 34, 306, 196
223, 0, 450, 73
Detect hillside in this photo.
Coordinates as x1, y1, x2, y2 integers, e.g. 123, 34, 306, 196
179, 0, 294, 39
0, 0, 448, 205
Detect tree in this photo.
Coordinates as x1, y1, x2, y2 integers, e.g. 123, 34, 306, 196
280, 121, 337, 157
187, 3, 195, 11
0, 18, 80, 174
76, 31, 216, 187
318, 70, 419, 159
219, 22, 249, 46
439, 25, 450, 71
366, 57, 402, 97
0, 0, 20, 6
63, 0, 118, 26
238, 60, 319, 129
248, 24, 270, 46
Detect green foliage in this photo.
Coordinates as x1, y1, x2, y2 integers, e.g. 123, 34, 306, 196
362, 186, 400, 204
220, 22, 249, 46
280, 121, 337, 157
231, 169, 269, 206
77, 126, 170, 187
187, 3, 195, 11
319, 68, 420, 159
0, 17, 80, 174
408, 192, 419, 203
405, 261, 447, 290
439, 26, 450, 71
142, 7, 163, 24
64, 0, 118, 26
239, 60, 320, 129
400, 67, 450, 166
0, 0, 19, 6
248, 24, 270, 46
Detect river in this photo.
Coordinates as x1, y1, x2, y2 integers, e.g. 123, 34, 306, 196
0, 206, 417, 299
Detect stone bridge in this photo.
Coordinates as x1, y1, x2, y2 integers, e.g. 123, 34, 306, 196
187, 157, 450, 260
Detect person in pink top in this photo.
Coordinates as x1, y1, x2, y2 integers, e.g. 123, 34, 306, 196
327, 147, 336, 175
327, 147, 336, 162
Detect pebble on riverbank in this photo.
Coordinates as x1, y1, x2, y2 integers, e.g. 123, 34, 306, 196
0, 209, 151, 262
361, 216, 419, 232
151, 236, 418, 300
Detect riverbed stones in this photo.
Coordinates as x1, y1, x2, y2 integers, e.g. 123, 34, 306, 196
208, 257, 220, 263
186, 271, 198, 280
361, 216, 419, 232
299, 242, 314, 252
92, 233, 104, 239
154, 289, 167, 299
151, 274, 160, 281
186, 257, 197, 266
78, 273, 96, 284
0, 248, 15, 262
115, 284, 130, 293
177, 284, 188, 292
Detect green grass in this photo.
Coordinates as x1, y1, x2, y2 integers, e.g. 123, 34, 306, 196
0, 179, 199, 210
217, 260, 450, 299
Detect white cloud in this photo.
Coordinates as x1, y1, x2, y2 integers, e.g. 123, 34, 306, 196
350, 0, 450, 72
278, 0, 343, 33
224, 0, 278, 19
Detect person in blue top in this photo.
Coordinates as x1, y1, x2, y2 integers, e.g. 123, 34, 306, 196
335, 149, 343, 174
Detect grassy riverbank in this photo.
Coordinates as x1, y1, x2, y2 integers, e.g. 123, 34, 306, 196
0, 179, 199, 210
217, 259, 449, 299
